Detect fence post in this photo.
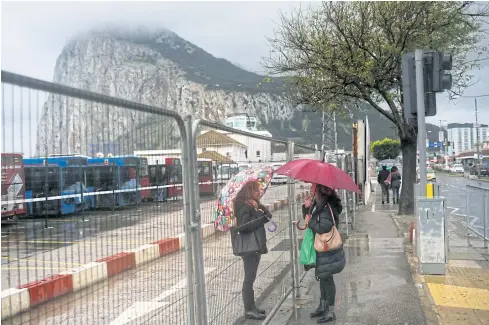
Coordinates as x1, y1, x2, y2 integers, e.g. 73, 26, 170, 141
484, 190, 488, 249
180, 116, 196, 325
185, 116, 209, 325
286, 141, 301, 301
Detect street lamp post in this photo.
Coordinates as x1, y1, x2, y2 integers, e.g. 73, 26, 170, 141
460, 94, 489, 179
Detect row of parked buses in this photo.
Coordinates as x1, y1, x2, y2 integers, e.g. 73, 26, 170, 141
1, 153, 220, 220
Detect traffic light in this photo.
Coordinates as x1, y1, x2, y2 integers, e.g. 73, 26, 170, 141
402, 51, 453, 120
431, 52, 453, 92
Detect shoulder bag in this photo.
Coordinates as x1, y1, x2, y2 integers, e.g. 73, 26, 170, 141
314, 203, 342, 253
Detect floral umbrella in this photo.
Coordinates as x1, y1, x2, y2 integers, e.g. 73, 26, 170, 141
214, 165, 274, 232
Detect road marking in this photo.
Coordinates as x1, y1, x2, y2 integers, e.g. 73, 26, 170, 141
109, 267, 216, 325
427, 282, 489, 311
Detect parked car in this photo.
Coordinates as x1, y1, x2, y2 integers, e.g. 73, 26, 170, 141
417, 167, 436, 182
450, 164, 464, 173
270, 163, 288, 185
469, 163, 489, 176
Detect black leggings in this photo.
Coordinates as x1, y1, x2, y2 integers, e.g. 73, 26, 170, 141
242, 252, 261, 291
319, 275, 336, 306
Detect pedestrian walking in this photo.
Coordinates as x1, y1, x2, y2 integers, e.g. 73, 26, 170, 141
387, 166, 401, 204
303, 184, 346, 323
233, 181, 272, 320
377, 165, 390, 204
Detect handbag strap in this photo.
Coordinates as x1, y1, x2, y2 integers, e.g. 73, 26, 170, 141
327, 203, 336, 227
317, 203, 338, 244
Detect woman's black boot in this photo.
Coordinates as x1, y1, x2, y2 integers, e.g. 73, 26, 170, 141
317, 305, 336, 323
310, 300, 327, 317
243, 289, 266, 320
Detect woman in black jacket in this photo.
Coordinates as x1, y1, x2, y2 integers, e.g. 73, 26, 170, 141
303, 184, 346, 323
233, 181, 272, 320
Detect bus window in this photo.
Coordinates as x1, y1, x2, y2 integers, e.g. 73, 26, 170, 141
86, 167, 117, 190
25, 167, 59, 196
61, 168, 83, 190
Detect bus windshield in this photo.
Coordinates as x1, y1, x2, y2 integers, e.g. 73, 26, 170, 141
168, 165, 182, 184
198, 162, 211, 176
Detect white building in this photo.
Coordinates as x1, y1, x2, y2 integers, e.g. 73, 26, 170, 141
222, 114, 272, 163
447, 123, 489, 156
196, 130, 248, 163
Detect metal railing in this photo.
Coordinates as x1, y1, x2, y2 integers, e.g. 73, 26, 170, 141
1, 71, 330, 325
466, 185, 489, 247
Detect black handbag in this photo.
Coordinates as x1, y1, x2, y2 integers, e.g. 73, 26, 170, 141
231, 226, 265, 257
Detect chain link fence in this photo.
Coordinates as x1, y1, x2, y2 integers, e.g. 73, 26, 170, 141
1, 71, 193, 325
2, 71, 356, 325
336, 153, 358, 235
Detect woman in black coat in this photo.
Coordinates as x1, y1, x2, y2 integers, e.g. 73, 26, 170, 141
303, 184, 346, 323
233, 181, 272, 320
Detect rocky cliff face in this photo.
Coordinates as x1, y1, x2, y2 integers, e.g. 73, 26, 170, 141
36, 27, 293, 156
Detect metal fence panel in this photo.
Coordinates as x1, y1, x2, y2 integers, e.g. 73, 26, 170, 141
1, 72, 194, 324
466, 185, 489, 247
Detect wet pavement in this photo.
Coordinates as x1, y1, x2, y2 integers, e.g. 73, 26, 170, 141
268, 184, 427, 325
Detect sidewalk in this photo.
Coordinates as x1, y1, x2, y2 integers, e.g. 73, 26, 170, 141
269, 184, 427, 325
401, 209, 489, 324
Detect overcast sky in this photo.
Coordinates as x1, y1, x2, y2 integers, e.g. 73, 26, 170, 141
2, 1, 488, 128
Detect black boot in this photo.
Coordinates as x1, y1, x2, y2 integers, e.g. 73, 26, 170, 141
243, 289, 265, 320
252, 290, 265, 315
253, 302, 266, 315
310, 300, 327, 317
317, 305, 336, 323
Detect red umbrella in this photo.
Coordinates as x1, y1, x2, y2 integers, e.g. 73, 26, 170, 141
274, 159, 360, 194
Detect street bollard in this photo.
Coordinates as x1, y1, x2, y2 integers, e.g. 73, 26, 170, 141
417, 197, 448, 275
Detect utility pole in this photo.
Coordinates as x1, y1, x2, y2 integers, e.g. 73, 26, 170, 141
415, 50, 428, 197
439, 119, 447, 166
475, 97, 481, 179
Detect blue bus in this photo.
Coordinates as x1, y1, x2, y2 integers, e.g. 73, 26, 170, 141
24, 155, 91, 216
86, 156, 141, 208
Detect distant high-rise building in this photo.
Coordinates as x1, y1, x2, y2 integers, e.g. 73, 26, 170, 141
447, 123, 488, 156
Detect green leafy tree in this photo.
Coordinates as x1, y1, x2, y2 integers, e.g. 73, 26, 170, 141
371, 138, 401, 161
264, 1, 488, 214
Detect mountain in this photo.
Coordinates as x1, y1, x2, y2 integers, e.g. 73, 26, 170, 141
36, 26, 438, 156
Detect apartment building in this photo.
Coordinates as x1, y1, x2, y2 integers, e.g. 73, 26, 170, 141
447, 123, 488, 156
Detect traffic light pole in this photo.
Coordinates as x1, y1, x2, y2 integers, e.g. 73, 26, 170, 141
416, 49, 427, 197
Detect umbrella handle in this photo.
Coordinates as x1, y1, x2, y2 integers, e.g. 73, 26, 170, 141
296, 220, 307, 230
267, 220, 277, 232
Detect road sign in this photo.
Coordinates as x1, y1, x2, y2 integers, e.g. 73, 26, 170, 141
480, 154, 484, 160
428, 142, 443, 148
